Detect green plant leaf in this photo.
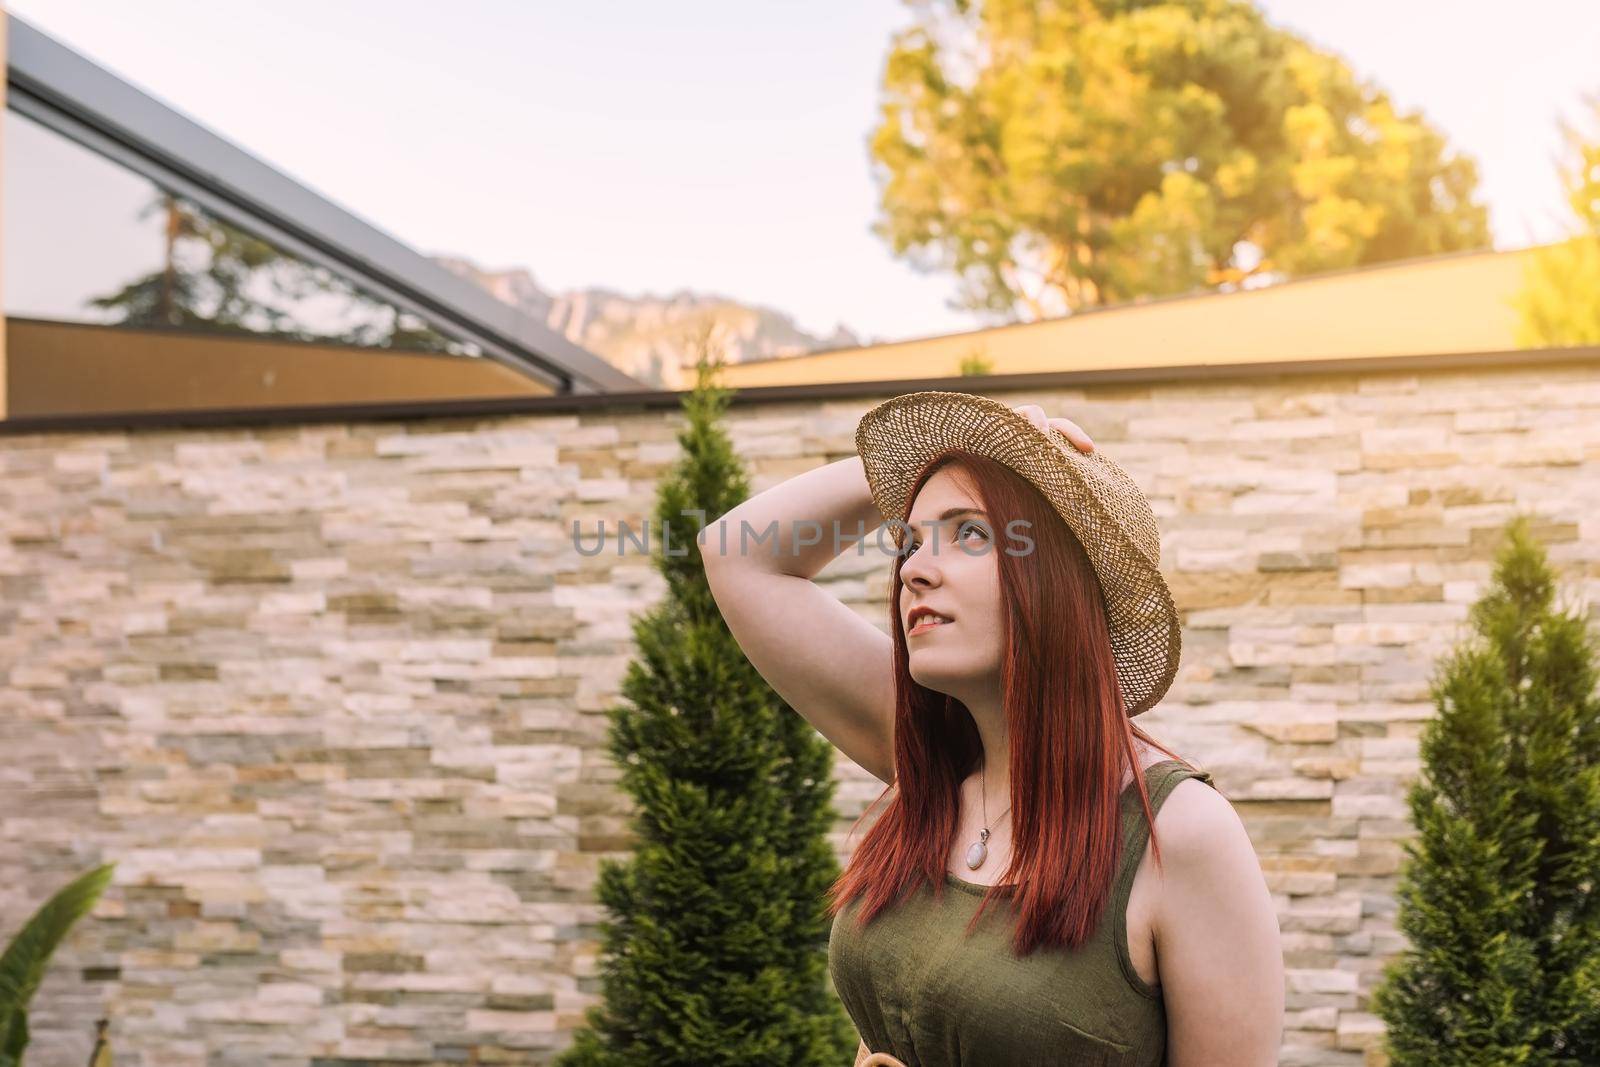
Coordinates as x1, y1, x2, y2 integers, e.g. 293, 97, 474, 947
0, 864, 117, 1066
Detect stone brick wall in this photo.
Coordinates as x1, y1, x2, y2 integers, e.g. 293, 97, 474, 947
2, 355, 1597, 1066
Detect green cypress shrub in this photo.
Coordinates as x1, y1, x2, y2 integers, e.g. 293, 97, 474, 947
1371, 514, 1600, 1063
555, 344, 857, 1066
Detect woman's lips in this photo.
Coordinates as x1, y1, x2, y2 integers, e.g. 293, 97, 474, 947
908, 617, 954, 637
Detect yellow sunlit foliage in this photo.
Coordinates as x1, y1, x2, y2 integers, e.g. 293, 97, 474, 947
1513, 92, 1600, 347
868, 0, 1490, 321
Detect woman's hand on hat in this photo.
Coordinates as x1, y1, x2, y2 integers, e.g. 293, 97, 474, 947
1012, 403, 1095, 454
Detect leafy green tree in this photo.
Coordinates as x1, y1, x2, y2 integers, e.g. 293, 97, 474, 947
958, 343, 995, 375
88, 193, 462, 353
869, 0, 1490, 320
1513, 92, 1600, 347
1369, 515, 1600, 1064
555, 332, 857, 1066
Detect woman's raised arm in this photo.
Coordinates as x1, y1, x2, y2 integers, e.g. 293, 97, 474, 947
702, 455, 898, 784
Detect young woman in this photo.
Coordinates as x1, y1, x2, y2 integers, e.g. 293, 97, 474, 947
702, 394, 1283, 1066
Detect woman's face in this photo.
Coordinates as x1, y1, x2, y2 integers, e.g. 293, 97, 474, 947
896, 468, 1007, 700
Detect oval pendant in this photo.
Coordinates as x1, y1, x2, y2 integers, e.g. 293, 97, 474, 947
965, 840, 987, 869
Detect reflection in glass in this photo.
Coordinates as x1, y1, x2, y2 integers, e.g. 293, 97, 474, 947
3, 107, 479, 356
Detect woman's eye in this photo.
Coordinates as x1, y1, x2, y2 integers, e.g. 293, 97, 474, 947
960, 523, 990, 543
901, 526, 987, 557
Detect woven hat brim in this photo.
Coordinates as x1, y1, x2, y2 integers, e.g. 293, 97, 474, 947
854, 391, 1181, 718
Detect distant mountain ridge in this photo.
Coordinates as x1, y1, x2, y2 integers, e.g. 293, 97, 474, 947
431, 254, 864, 389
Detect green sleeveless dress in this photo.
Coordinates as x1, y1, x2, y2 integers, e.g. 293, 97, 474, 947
828, 759, 1216, 1067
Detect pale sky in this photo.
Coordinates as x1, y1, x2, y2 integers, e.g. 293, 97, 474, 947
10, 0, 1599, 345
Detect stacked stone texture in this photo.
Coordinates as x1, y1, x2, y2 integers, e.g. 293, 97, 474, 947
2, 361, 1598, 1066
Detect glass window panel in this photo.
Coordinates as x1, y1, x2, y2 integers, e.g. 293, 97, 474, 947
3, 107, 480, 357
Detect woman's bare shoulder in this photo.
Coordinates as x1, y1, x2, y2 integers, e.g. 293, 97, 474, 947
1157, 774, 1234, 833
1153, 775, 1253, 884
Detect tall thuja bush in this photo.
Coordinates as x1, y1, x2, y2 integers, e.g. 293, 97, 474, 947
556, 344, 857, 1066
1371, 514, 1600, 1063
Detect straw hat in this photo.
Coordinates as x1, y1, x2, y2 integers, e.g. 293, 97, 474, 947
853, 390, 1181, 718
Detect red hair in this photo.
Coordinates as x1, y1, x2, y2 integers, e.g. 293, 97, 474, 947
825, 450, 1193, 957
